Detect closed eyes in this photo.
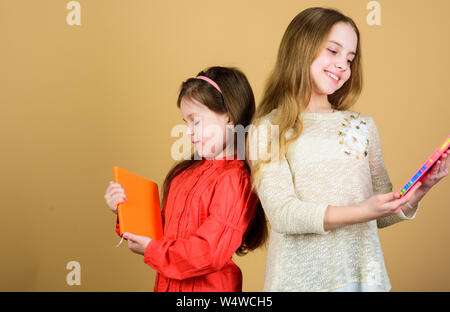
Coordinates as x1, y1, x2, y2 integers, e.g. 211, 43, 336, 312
327, 48, 337, 54
182, 117, 201, 125
327, 48, 353, 64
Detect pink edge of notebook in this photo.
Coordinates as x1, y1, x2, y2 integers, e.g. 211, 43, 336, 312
398, 135, 450, 198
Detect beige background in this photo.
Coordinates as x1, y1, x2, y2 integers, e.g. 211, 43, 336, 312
1, 0, 449, 291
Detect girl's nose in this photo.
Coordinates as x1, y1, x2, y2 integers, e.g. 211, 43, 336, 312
186, 126, 194, 136
335, 61, 348, 71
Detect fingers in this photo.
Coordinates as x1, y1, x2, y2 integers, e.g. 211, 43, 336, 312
380, 184, 419, 213
420, 152, 449, 187
379, 191, 400, 203
391, 182, 422, 213
431, 161, 440, 176
392, 194, 410, 210
124, 232, 144, 242
432, 157, 448, 180
447, 150, 450, 169
123, 233, 139, 244
104, 182, 127, 200
439, 151, 449, 174
110, 191, 127, 202
445, 150, 450, 170
110, 194, 127, 209
125, 234, 136, 249
401, 182, 422, 202
106, 181, 126, 196
438, 159, 446, 176
436, 150, 449, 172
123, 232, 131, 240
438, 159, 444, 174
105, 181, 117, 193
104, 181, 128, 212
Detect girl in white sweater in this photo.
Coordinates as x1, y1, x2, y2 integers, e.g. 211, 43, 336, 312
248, 7, 449, 291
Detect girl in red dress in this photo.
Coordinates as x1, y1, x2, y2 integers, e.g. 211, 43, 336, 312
104, 66, 267, 292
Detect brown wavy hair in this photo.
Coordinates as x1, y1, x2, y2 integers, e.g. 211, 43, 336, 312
161, 66, 268, 256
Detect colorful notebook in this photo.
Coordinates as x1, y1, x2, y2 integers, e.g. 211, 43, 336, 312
113, 166, 163, 240
398, 135, 450, 198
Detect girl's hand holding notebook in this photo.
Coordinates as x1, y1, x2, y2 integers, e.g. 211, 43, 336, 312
106, 166, 164, 252
104, 181, 128, 215
122, 232, 152, 255
104, 179, 154, 253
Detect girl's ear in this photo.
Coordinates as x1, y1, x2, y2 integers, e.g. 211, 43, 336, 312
226, 113, 234, 125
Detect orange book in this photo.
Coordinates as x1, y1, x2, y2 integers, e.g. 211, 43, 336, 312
113, 166, 164, 240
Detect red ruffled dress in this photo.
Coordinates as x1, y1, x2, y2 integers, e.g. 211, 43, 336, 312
115, 155, 258, 291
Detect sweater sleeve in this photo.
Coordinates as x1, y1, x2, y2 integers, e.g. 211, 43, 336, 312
248, 120, 330, 235
366, 117, 419, 228
142, 171, 257, 280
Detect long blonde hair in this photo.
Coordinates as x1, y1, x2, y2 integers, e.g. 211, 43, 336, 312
247, 7, 363, 187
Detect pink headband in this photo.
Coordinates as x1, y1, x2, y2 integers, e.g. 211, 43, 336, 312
196, 75, 222, 94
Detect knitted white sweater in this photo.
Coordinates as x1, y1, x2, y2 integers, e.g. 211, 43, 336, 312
249, 109, 419, 292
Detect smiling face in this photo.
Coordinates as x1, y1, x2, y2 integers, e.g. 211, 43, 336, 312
180, 96, 233, 159
310, 22, 358, 96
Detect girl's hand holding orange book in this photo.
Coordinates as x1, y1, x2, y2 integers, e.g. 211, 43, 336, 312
122, 232, 152, 255
104, 181, 128, 215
